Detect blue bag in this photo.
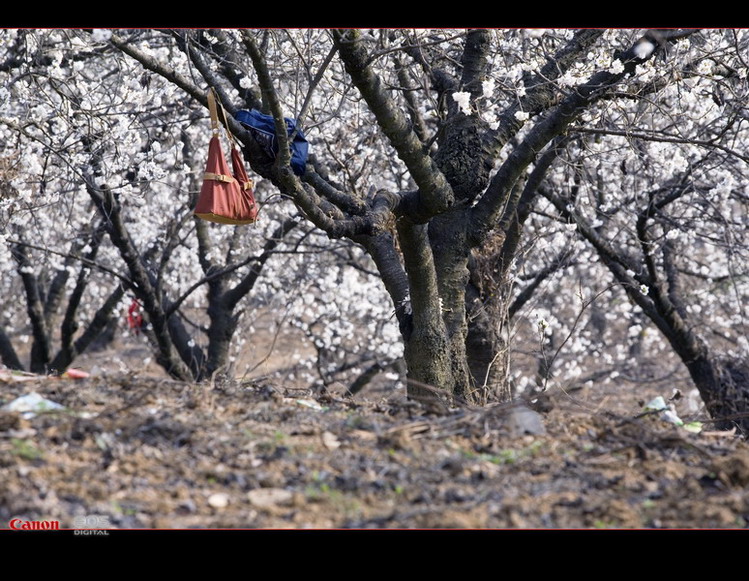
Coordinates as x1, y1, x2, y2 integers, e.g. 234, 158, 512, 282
235, 109, 308, 176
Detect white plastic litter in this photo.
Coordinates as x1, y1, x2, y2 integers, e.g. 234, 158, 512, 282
644, 396, 668, 412
661, 409, 685, 427
643, 395, 702, 433
2, 392, 65, 419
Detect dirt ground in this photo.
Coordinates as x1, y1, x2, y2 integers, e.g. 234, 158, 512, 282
1, 362, 748, 531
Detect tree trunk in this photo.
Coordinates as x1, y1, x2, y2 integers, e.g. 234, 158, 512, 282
397, 219, 454, 403
465, 281, 510, 403
205, 302, 239, 380
428, 211, 474, 401
0, 328, 23, 371
686, 357, 749, 433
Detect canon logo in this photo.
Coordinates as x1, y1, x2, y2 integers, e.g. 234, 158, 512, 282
8, 518, 60, 531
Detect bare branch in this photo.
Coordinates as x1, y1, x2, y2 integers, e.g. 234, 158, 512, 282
333, 28, 454, 220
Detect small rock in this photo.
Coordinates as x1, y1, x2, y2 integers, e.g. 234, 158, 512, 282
207, 492, 230, 508
177, 499, 197, 514
247, 488, 294, 508
321, 431, 341, 450
507, 405, 546, 436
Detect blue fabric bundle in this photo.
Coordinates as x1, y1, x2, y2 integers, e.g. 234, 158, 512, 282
235, 109, 308, 176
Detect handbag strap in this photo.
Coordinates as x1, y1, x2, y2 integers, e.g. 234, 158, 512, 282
207, 88, 237, 148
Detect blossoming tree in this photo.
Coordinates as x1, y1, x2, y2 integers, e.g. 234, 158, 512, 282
2, 29, 748, 432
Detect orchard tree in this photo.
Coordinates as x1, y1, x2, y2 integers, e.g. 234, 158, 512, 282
3, 28, 749, 433
114, 28, 749, 428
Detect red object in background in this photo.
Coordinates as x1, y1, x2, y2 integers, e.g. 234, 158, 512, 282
127, 299, 143, 334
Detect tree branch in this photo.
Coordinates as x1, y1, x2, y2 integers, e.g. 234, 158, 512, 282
333, 28, 454, 220
480, 29, 606, 161
85, 172, 193, 381
471, 30, 698, 248
223, 217, 298, 309
53, 220, 108, 369
572, 127, 749, 165
110, 31, 206, 105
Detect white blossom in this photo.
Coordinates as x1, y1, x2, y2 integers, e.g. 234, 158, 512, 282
609, 59, 625, 74
696, 59, 713, 76
634, 40, 655, 60
482, 78, 496, 99
481, 110, 500, 130
91, 29, 112, 43
557, 71, 578, 88
452, 91, 472, 115
524, 29, 546, 38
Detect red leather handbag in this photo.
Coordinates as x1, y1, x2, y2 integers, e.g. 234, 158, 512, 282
194, 88, 258, 225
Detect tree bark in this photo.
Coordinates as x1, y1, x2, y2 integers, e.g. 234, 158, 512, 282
397, 218, 453, 402
0, 328, 23, 370
11, 241, 51, 373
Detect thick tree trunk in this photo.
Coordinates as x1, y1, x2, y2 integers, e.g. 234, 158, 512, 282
428, 211, 474, 401
397, 219, 454, 402
465, 281, 510, 403
686, 357, 749, 433
205, 303, 238, 380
